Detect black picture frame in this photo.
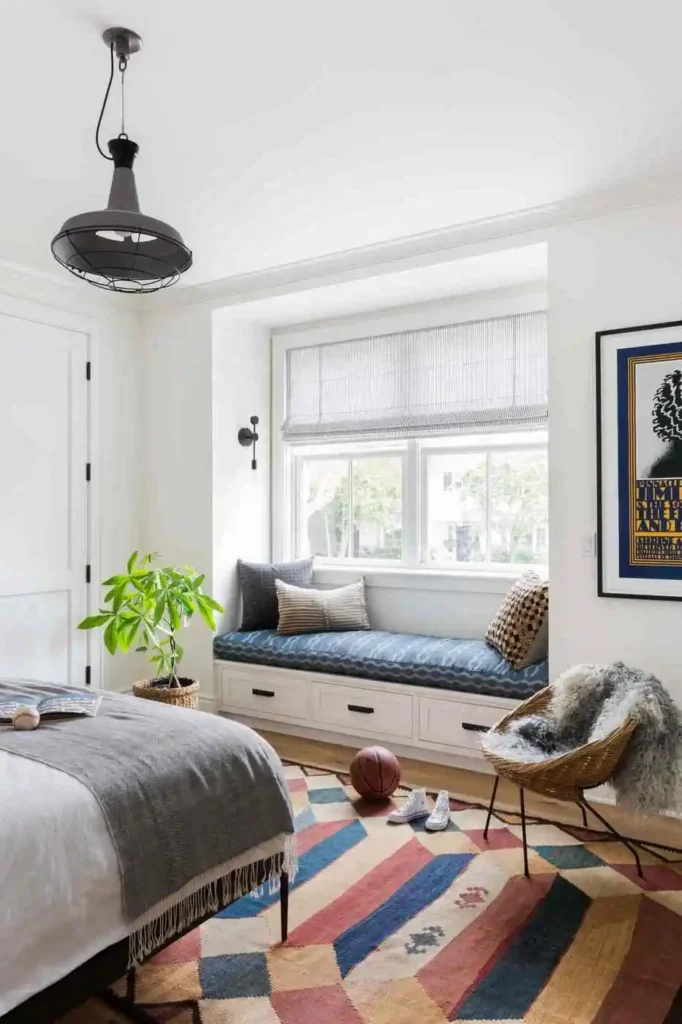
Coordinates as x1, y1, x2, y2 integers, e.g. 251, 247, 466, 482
596, 318, 682, 600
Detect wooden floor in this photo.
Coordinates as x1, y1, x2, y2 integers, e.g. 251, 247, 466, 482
58, 728, 682, 1023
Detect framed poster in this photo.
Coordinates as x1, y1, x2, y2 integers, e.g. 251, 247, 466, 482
597, 319, 682, 599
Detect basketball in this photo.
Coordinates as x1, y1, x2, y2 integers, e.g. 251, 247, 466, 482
350, 746, 401, 800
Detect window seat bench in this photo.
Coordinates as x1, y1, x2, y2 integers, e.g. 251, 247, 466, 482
213, 630, 548, 770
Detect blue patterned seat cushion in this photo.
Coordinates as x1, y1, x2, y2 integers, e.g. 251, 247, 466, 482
213, 629, 548, 701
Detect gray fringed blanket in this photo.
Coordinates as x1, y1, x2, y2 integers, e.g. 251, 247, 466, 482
0, 682, 295, 962
483, 662, 682, 814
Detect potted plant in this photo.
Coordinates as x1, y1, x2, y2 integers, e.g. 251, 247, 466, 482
78, 552, 224, 709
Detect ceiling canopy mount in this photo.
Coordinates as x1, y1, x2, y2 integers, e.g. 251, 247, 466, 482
101, 27, 142, 60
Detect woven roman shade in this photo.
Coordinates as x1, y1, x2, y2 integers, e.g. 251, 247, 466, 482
282, 310, 547, 442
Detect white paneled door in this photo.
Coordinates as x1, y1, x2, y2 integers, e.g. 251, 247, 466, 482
0, 312, 89, 686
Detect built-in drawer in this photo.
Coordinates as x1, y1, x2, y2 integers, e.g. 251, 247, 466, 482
419, 697, 506, 753
221, 671, 309, 721
311, 680, 414, 740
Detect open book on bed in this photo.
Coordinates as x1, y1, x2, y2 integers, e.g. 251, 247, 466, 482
0, 690, 102, 722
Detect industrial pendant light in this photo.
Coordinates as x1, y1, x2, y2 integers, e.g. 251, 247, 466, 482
51, 28, 192, 293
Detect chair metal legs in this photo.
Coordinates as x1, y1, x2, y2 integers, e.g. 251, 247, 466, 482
483, 775, 499, 839
519, 787, 530, 878
483, 777, 648, 882
280, 871, 289, 942
580, 799, 644, 878
485, 776, 530, 878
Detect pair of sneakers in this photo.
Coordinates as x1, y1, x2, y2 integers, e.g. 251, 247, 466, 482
388, 788, 450, 831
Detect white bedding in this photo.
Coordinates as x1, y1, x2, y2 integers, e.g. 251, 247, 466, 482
0, 749, 289, 1016
0, 750, 125, 1015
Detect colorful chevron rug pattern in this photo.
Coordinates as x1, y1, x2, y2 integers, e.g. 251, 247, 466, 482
108, 763, 682, 1023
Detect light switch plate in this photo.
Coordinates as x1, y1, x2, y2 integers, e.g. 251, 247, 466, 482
581, 532, 597, 557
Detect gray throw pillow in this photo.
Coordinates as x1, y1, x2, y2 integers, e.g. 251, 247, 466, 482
275, 578, 371, 635
238, 559, 313, 630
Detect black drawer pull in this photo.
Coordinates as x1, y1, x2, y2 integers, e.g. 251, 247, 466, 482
252, 688, 275, 698
461, 722, 489, 733
348, 703, 374, 714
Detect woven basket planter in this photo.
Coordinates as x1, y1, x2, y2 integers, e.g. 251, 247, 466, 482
483, 686, 637, 802
133, 677, 199, 710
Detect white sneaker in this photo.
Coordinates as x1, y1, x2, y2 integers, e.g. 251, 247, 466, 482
388, 788, 430, 824
425, 790, 451, 832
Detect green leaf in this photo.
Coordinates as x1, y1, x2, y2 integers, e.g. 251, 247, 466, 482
200, 595, 224, 613
168, 599, 181, 632
127, 551, 139, 574
77, 613, 111, 630
153, 596, 166, 626
135, 646, 148, 653
103, 619, 119, 656
102, 575, 124, 587
195, 596, 216, 631
125, 618, 140, 647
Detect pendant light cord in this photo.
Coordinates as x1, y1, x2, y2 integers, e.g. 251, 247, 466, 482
95, 44, 129, 160
95, 43, 115, 160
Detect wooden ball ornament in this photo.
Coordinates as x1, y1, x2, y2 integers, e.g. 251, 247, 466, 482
12, 705, 40, 730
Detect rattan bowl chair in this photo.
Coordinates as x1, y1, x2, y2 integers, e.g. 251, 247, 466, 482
482, 686, 643, 877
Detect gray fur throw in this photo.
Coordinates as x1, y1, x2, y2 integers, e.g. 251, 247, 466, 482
483, 662, 682, 814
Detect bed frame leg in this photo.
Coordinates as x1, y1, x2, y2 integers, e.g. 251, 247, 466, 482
280, 871, 289, 942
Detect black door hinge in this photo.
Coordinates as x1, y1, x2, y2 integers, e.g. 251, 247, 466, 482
85, 564, 91, 584
85, 665, 91, 687
86, 462, 91, 482
86, 361, 91, 381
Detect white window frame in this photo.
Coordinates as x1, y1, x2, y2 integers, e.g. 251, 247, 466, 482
290, 443, 408, 567
283, 432, 547, 575
270, 288, 548, 580
419, 434, 548, 572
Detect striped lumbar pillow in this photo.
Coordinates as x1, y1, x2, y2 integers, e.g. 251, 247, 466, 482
275, 578, 371, 635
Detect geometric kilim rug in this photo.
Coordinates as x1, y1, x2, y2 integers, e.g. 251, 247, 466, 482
106, 763, 682, 1024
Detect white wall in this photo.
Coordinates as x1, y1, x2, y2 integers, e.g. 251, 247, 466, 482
549, 198, 682, 700
212, 313, 271, 633
140, 304, 215, 690
95, 308, 145, 692
313, 566, 509, 638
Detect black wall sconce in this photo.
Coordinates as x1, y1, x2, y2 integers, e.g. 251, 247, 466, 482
238, 415, 259, 469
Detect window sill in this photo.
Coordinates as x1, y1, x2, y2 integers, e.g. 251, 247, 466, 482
312, 564, 535, 594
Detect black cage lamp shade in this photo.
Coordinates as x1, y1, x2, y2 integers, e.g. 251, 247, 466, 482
51, 138, 192, 293
51, 28, 192, 294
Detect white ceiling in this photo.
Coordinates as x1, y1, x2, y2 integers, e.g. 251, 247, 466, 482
6, 1, 682, 286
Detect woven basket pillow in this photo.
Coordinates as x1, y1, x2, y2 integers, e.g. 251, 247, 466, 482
485, 570, 548, 670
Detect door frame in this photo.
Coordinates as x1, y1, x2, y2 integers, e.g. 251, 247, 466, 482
0, 293, 102, 688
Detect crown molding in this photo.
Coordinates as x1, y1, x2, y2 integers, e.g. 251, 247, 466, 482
0, 256, 137, 317
143, 172, 682, 314
5, 171, 682, 319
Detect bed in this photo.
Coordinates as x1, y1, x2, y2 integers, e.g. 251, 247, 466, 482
0, 684, 295, 1023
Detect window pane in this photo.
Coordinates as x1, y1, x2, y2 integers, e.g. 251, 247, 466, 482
298, 459, 350, 558
351, 457, 402, 559
426, 452, 487, 563
490, 449, 548, 564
